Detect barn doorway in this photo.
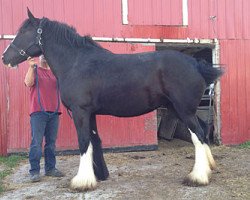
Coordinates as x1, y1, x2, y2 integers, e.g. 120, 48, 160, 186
156, 43, 217, 144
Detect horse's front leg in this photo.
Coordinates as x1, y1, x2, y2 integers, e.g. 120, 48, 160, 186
70, 107, 97, 191
90, 114, 109, 181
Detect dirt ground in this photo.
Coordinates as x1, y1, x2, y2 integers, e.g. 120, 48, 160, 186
0, 139, 249, 200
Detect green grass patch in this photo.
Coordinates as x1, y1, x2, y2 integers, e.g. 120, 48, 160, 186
0, 155, 25, 194
239, 141, 250, 149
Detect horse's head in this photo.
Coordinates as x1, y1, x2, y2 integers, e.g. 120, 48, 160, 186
2, 8, 43, 68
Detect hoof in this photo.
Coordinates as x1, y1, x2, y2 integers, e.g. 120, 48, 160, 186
70, 175, 97, 191
182, 172, 210, 187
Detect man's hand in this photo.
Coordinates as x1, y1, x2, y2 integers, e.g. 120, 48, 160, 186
27, 57, 37, 68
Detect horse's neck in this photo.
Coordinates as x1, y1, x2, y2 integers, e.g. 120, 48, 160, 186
42, 41, 77, 79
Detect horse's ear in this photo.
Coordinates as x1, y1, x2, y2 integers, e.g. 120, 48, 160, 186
27, 7, 39, 26
27, 7, 35, 19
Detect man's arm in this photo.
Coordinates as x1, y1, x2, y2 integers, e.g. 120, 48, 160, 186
24, 58, 36, 87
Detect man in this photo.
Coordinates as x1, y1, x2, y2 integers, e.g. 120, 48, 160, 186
24, 55, 64, 182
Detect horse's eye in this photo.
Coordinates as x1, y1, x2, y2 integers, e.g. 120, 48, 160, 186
18, 29, 23, 34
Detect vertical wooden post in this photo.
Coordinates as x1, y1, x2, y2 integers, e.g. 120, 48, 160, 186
0, 73, 8, 156
0, 123, 8, 156
0, 40, 8, 156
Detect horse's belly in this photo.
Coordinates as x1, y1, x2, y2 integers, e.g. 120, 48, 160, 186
97, 97, 160, 117
97, 83, 163, 117
98, 107, 156, 117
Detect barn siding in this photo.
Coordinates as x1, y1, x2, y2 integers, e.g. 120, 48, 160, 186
1, 0, 250, 39
1, 0, 250, 154
220, 40, 250, 144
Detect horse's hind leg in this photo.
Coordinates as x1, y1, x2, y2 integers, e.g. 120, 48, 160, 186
182, 115, 216, 186
90, 115, 109, 181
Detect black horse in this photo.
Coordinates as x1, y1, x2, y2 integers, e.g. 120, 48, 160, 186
2, 9, 223, 191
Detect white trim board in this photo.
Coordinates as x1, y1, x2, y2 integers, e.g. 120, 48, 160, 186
182, 0, 188, 26
212, 39, 222, 144
0, 35, 15, 39
122, 0, 129, 25
1, 35, 215, 45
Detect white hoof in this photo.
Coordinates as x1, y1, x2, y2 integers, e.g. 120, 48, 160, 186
185, 129, 214, 187
71, 142, 97, 191
71, 174, 97, 191
183, 168, 211, 186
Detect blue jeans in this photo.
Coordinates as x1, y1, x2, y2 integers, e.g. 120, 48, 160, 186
29, 112, 59, 175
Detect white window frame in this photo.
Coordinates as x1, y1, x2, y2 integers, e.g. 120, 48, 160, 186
122, 0, 188, 26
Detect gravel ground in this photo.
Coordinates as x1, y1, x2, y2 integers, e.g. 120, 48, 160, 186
0, 139, 249, 200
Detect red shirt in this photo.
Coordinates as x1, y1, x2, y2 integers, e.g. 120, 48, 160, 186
29, 67, 61, 115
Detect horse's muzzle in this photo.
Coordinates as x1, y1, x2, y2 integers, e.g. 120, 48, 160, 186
2, 55, 18, 69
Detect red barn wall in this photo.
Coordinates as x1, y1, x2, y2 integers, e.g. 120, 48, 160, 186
1, 0, 250, 155
220, 40, 250, 144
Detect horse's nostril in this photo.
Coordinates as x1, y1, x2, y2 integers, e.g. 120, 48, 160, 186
1, 55, 7, 64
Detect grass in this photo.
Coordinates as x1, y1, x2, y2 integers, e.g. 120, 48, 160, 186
239, 141, 250, 149
0, 155, 25, 194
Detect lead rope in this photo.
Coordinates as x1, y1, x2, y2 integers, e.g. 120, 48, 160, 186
34, 65, 60, 116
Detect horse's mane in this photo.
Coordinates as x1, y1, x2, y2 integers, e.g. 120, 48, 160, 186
42, 18, 105, 50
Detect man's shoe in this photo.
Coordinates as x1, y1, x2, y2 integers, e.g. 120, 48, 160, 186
45, 168, 64, 177
30, 174, 41, 182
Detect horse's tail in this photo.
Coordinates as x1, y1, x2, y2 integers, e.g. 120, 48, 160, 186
196, 59, 224, 85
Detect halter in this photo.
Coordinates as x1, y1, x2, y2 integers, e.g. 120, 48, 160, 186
10, 20, 44, 59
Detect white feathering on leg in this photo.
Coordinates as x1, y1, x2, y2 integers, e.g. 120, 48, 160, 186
204, 143, 216, 170
71, 142, 97, 190
185, 129, 211, 186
